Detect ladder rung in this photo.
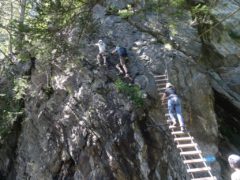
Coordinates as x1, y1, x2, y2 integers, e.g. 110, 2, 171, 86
187, 167, 211, 173
174, 137, 194, 141
191, 177, 217, 180
177, 143, 197, 148
183, 158, 206, 164
157, 87, 166, 91
180, 150, 201, 155
154, 75, 167, 78
156, 83, 166, 88
169, 125, 177, 129
172, 131, 186, 135
155, 79, 168, 82
156, 83, 166, 87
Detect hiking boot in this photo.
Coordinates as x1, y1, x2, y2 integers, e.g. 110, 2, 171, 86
118, 71, 124, 76
180, 126, 186, 132
172, 121, 177, 126
124, 73, 130, 78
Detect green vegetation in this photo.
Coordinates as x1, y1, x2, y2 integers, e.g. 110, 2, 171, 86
115, 79, 144, 107
13, 77, 29, 100
0, 76, 26, 138
169, 0, 185, 8
106, 5, 118, 15
228, 31, 240, 40
0, 0, 97, 139
146, 0, 186, 13
0, 0, 94, 63
118, 5, 134, 19
191, 4, 210, 17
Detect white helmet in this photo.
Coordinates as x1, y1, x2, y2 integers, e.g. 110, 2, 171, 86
228, 154, 240, 168
166, 82, 173, 88
98, 39, 103, 44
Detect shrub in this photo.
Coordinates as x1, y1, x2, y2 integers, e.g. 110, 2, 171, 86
13, 77, 29, 100
118, 5, 134, 19
170, 0, 185, 8
115, 79, 144, 107
191, 4, 210, 16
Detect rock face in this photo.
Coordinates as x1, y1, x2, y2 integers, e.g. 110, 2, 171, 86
0, 0, 240, 180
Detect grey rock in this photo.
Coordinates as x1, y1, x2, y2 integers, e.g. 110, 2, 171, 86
92, 4, 106, 21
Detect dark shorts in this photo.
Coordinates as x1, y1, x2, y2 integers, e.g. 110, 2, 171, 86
119, 53, 128, 58
99, 52, 107, 57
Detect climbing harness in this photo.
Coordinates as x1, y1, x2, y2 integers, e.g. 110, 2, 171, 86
154, 73, 217, 180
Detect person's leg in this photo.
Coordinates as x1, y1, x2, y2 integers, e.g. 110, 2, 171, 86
97, 54, 102, 65
120, 57, 130, 78
174, 97, 185, 127
102, 53, 107, 66
168, 98, 177, 125
116, 63, 124, 74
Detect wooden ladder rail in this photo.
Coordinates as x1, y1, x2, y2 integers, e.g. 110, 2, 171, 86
154, 74, 217, 180
169, 120, 195, 179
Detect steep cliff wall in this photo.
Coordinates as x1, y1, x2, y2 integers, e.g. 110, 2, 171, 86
0, 0, 239, 179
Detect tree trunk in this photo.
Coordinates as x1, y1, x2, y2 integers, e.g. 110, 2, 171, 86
17, 0, 27, 50
9, 2, 13, 55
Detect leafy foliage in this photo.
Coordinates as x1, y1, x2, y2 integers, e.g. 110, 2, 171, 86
145, 0, 185, 11
115, 79, 144, 107
169, 0, 185, 8
13, 77, 29, 100
118, 5, 134, 19
0, 75, 25, 138
191, 4, 210, 17
106, 5, 118, 15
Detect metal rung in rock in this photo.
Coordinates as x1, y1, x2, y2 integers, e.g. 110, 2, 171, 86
156, 82, 167, 85
177, 143, 197, 148
169, 125, 177, 129
154, 75, 167, 78
174, 137, 194, 141
157, 87, 166, 91
191, 177, 217, 180
155, 79, 168, 82
183, 158, 206, 164
156, 84, 166, 87
187, 167, 211, 173
180, 150, 201, 155
172, 131, 186, 135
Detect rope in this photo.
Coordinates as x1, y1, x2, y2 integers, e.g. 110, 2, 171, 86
196, 5, 240, 40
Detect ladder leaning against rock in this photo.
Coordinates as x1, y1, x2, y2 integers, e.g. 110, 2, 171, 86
154, 74, 217, 180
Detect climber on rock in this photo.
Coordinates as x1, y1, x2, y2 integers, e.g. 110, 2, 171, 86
161, 83, 185, 131
228, 154, 240, 180
95, 39, 107, 66
111, 45, 131, 79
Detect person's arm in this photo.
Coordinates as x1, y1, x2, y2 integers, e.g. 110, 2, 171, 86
111, 48, 116, 54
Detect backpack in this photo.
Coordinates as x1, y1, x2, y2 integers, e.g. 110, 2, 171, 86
165, 87, 177, 97
117, 47, 128, 56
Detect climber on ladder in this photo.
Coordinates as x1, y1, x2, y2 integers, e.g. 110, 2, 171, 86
161, 83, 185, 131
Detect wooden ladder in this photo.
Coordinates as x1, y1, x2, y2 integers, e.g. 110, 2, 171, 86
154, 74, 217, 180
